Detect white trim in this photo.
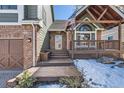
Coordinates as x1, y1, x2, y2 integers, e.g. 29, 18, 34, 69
32, 23, 36, 67
0, 10, 18, 13
110, 6, 124, 19
74, 17, 100, 30
55, 35, 63, 50
18, 5, 24, 23
0, 23, 22, 25
76, 5, 89, 17
83, 17, 100, 28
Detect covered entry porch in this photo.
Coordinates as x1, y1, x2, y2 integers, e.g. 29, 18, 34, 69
66, 5, 124, 59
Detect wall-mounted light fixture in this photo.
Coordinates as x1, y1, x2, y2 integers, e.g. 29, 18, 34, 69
27, 38, 32, 43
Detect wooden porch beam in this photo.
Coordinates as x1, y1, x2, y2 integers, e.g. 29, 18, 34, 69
68, 19, 124, 27
98, 6, 114, 20
90, 7, 101, 17
75, 20, 122, 24
97, 8, 108, 20
86, 9, 96, 21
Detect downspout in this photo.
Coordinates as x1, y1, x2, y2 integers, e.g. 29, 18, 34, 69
31, 23, 36, 67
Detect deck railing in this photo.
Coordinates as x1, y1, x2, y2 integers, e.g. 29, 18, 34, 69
72, 40, 119, 50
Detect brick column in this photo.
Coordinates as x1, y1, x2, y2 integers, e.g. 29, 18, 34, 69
23, 25, 33, 69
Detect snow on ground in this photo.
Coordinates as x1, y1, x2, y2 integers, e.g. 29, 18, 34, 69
74, 59, 124, 88
35, 82, 65, 88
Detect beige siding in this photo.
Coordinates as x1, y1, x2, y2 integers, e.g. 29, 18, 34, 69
121, 24, 124, 42
36, 5, 53, 61
101, 24, 124, 41
101, 27, 118, 40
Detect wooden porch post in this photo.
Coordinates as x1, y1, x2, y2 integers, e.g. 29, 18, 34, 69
118, 22, 122, 58
118, 22, 121, 50
71, 30, 74, 59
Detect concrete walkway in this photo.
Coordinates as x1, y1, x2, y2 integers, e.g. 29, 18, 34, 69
33, 66, 81, 81
33, 58, 81, 81
0, 70, 22, 88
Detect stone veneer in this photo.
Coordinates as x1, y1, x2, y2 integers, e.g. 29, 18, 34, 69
0, 25, 35, 69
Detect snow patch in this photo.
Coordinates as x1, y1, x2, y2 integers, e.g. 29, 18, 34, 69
35, 82, 65, 88
74, 59, 124, 88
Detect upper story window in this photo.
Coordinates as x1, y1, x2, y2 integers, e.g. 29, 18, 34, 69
24, 5, 37, 20
0, 5, 17, 10
108, 36, 113, 40
77, 24, 92, 31
42, 6, 47, 25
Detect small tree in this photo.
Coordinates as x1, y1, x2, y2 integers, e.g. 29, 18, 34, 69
16, 70, 36, 88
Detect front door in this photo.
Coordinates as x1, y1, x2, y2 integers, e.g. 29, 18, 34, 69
55, 35, 62, 50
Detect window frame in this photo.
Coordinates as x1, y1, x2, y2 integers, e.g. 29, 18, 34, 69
77, 24, 92, 31
0, 5, 17, 10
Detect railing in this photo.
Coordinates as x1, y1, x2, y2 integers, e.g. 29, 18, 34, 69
72, 40, 120, 50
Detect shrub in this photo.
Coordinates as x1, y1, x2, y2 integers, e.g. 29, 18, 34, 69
16, 70, 36, 88
59, 76, 83, 88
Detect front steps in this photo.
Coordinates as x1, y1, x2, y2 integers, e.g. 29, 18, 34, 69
50, 50, 69, 59
37, 50, 72, 67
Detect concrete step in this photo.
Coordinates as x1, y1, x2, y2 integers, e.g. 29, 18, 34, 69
51, 53, 68, 55
51, 53, 68, 56
51, 51, 68, 54
37, 58, 73, 67
37, 62, 73, 67
50, 55, 69, 59
32, 66, 81, 82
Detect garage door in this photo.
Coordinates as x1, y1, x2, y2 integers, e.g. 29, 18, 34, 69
0, 40, 23, 69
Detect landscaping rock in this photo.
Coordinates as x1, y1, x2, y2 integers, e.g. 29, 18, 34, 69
97, 56, 115, 64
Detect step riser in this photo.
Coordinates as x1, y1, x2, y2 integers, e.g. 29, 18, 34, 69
50, 57, 69, 59
37, 63, 73, 67
51, 54, 68, 56
50, 52, 69, 56
51, 51, 68, 54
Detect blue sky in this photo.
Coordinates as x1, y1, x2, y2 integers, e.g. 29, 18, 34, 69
53, 5, 75, 20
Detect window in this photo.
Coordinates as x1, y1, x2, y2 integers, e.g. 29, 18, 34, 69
24, 5, 37, 20
77, 24, 92, 31
42, 6, 47, 25
0, 5, 17, 9
108, 36, 113, 40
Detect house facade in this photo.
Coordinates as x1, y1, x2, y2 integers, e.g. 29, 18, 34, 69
0, 5, 53, 69
48, 5, 124, 59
